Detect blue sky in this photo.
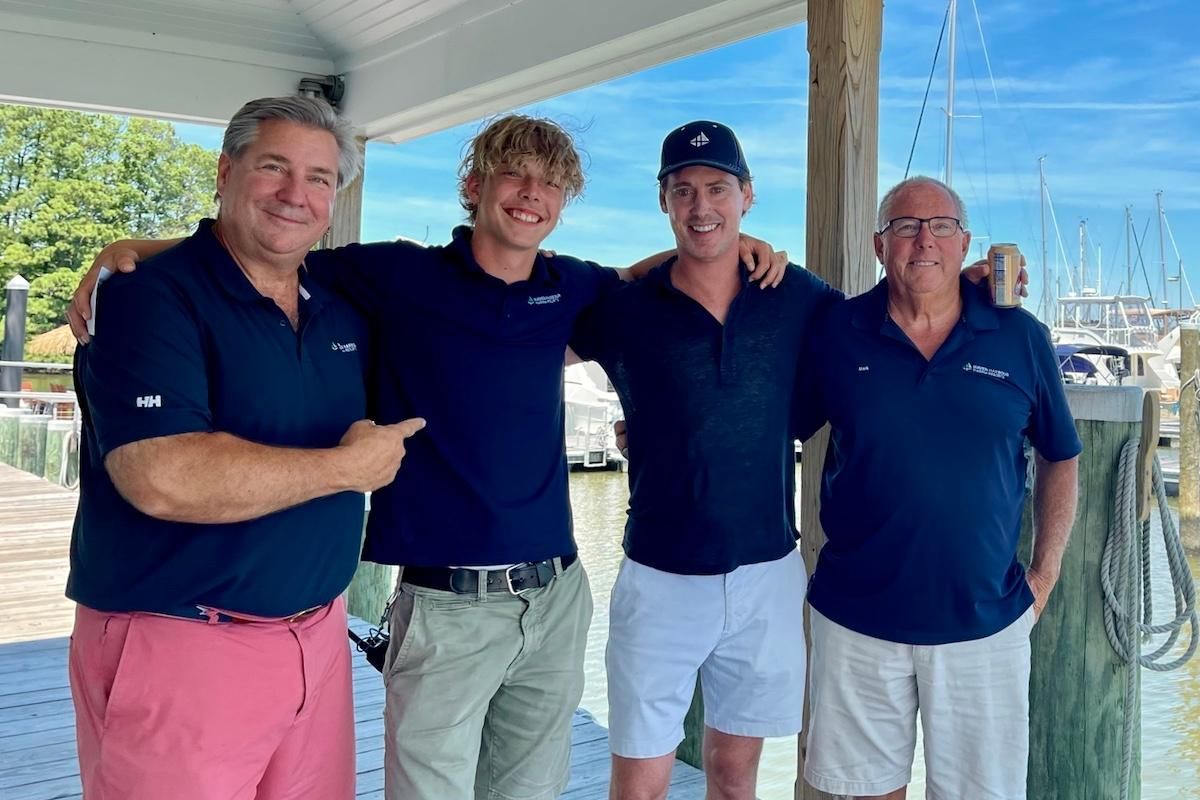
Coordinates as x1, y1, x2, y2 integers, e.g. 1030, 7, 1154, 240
180, 0, 1200, 321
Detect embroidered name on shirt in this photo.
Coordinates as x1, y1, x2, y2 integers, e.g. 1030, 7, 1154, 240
857, 365, 870, 372
331, 341, 358, 353
135, 395, 161, 408
528, 293, 562, 306
963, 362, 1009, 380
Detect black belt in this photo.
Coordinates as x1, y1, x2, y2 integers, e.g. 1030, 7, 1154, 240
403, 553, 577, 595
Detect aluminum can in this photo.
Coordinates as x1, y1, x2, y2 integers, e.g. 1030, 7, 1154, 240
987, 243, 1021, 307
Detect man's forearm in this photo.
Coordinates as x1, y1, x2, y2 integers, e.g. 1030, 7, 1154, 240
1030, 454, 1080, 578
107, 432, 355, 524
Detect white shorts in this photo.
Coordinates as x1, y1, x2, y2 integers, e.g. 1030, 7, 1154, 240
804, 606, 1035, 799
605, 549, 807, 758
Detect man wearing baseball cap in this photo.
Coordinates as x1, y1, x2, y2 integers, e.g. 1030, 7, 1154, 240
570, 121, 840, 800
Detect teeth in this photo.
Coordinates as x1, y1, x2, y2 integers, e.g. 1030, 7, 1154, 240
691, 223, 718, 233
508, 209, 540, 223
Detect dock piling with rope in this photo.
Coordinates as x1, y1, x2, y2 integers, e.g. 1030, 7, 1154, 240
1021, 385, 1197, 800
1179, 324, 1198, 552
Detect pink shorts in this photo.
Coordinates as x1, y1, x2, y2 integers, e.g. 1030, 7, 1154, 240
68, 596, 354, 800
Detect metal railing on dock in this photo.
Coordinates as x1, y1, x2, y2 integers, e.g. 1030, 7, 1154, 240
0, 361, 80, 489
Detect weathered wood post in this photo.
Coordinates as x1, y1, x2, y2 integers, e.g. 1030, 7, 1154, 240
1021, 385, 1145, 800
796, 0, 882, 797
1179, 324, 1198, 552
322, 136, 400, 623
1, 275, 30, 409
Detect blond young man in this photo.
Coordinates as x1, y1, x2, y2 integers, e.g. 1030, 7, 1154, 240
71, 114, 784, 800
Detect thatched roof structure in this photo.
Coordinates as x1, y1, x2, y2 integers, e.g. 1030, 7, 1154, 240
26, 325, 77, 359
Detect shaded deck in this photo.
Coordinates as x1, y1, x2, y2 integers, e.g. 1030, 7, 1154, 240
0, 464, 706, 799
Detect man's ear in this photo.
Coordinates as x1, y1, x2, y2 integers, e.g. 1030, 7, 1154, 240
741, 182, 754, 217
465, 172, 482, 207
874, 233, 886, 264
216, 153, 233, 198
659, 187, 669, 215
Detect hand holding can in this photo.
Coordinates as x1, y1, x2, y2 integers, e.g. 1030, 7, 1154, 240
987, 244, 1022, 308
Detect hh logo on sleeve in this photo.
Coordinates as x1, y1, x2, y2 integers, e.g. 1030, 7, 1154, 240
135, 395, 162, 408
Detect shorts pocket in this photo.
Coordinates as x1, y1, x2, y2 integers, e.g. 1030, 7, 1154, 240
383, 591, 422, 680
99, 615, 138, 732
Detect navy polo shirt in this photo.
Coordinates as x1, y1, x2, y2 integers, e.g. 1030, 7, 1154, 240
67, 220, 369, 618
571, 260, 841, 575
800, 276, 1082, 645
305, 227, 621, 566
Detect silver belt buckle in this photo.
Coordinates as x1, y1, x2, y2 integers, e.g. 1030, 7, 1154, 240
504, 563, 536, 596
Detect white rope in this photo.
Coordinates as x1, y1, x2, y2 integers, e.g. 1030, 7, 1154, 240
1100, 442, 1198, 799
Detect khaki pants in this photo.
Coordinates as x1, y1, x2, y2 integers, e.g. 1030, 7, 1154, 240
383, 560, 592, 800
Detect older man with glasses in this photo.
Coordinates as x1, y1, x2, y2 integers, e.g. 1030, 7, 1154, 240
796, 176, 1081, 800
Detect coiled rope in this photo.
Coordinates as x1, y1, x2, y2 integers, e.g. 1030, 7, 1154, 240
1100, 442, 1197, 800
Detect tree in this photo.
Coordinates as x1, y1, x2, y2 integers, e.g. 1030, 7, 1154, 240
0, 104, 216, 336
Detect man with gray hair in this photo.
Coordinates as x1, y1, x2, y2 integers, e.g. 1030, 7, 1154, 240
796, 176, 1080, 800
67, 96, 423, 799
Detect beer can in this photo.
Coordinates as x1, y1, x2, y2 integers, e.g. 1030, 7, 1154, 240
987, 244, 1021, 308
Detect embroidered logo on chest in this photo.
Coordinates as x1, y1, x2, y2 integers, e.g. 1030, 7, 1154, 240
528, 293, 562, 306
963, 362, 1009, 380
331, 341, 358, 353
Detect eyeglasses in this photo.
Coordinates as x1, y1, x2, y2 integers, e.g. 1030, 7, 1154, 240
880, 216, 962, 238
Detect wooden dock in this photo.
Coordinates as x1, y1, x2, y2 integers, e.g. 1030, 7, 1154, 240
0, 464, 707, 799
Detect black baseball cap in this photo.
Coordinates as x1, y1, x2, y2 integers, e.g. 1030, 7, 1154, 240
657, 121, 751, 182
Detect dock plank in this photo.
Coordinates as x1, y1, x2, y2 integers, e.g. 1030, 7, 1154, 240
0, 464, 708, 798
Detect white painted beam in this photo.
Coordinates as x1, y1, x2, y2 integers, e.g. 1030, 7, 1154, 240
0, 28, 333, 125
342, 0, 807, 142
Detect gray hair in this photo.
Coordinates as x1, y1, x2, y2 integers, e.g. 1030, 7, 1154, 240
876, 176, 968, 232
222, 96, 362, 190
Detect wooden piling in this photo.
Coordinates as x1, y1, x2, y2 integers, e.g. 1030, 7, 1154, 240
1179, 324, 1198, 552
1021, 385, 1144, 800
796, 1, 882, 798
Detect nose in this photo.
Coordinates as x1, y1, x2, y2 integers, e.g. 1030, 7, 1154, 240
913, 221, 938, 246
519, 175, 541, 200
277, 172, 306, 206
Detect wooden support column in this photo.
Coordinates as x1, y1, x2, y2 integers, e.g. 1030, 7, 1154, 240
325, 137, 398, 623
1180, 324, 1199, 551
797, 2, 882, 798
1021, 385, 1144, 800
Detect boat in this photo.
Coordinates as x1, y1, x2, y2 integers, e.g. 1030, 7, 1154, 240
564, 363, 624, 470
1051, 292, 1181, 406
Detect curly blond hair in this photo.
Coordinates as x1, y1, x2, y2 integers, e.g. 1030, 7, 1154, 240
458, 115, 586, 221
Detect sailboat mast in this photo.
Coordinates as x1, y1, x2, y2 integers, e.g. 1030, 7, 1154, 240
1078, 220, 1086, 295
1125, 206, 1132, 297
945, 0, 958, 187
1039, 156, 1049, 320
1156, 190, 1167, 306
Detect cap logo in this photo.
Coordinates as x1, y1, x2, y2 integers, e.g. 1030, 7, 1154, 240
690, 132, 710, 148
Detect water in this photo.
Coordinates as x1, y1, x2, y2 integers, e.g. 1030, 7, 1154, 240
569, 467, 1200, 799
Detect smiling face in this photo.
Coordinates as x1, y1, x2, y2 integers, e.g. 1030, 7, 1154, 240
215, 118, 339, 265
660, 165, 753, 266
874, 182, 971, 301
466, 158, 565, 255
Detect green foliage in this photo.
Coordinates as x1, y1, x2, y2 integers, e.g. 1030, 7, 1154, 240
0, 105, 216, 335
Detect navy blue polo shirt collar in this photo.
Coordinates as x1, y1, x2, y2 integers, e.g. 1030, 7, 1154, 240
852, 274, 1000, 333
447, 225, 561, 287
648, 256, 753, 296
193, 218, 330, 312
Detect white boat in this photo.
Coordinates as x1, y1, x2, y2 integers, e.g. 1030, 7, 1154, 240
564, 363, 624, 470
1052, 293, 1181, 405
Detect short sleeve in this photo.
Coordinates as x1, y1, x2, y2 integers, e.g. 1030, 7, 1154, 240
569, 299, 612, 364
305, 241, 420, 316
792, 278, 843, 441
1027, 323, 1083, 461
82, 273, 212, 458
